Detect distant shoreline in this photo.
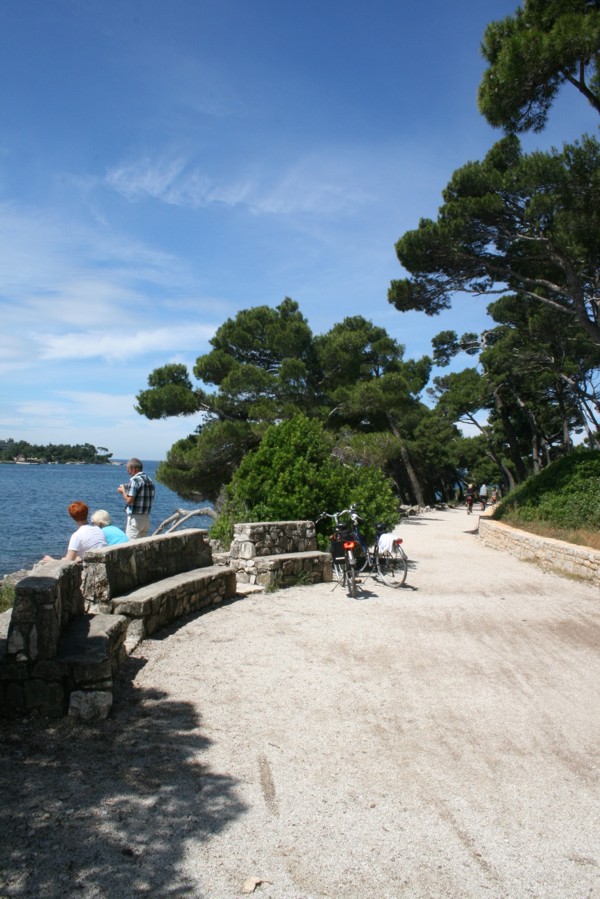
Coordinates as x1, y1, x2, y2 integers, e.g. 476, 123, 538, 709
0, 460, 119, 466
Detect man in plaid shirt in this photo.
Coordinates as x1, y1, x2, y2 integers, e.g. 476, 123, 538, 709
117, 457, 156, 538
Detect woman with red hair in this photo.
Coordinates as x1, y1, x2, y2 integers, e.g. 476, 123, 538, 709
42, 501, 107, 563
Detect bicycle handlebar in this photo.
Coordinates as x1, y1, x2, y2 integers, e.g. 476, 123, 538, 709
316, 505, 363, 526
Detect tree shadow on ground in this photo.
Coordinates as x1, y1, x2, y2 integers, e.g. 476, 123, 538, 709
0, 654, 246, 897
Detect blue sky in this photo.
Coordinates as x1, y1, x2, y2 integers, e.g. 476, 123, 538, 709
0, 0, 593, 460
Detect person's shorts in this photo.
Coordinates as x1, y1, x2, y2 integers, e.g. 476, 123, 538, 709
126, 513, 151, 539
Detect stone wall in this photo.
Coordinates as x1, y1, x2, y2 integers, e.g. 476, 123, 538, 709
0, 564, 128, 719
5, 563, 84, 663
82, 528, 212, 608
479, 517, 600, 585
230, 520, 317, 560
0, 528, 231, 719
228, 520, 331, 587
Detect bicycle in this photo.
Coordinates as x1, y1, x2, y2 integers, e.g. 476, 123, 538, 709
345, 504, 408, 588
316, 509, 359, 597
317, 506, 408, 594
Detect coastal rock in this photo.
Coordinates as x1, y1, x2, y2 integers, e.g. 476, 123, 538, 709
2, 569, 32, 588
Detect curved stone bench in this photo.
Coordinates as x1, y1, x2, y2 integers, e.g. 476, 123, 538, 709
0, 529, 237, 719
111, 565, 236, 649
81, 528, 214, 605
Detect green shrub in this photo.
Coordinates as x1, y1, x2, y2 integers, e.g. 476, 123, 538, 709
493, 449, 600, 530
211, 414, 400, 547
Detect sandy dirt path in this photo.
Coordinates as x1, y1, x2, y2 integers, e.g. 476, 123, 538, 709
1, 508, 599, 898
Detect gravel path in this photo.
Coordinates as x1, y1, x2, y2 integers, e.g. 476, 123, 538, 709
1, 508, 599, 898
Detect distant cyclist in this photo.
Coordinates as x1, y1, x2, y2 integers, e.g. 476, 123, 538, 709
479, 483, 488, 511
465, 483, 476, 514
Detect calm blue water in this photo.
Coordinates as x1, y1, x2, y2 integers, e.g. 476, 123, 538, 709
0, 461, 214, 576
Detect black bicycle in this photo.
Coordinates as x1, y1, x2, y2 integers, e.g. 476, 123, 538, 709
345, 504, 408, 588
317, 509, 360, 597
318, 506, 408, 594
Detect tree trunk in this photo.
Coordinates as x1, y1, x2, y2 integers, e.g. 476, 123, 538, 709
493, 389, 528, 481
485, 448, 516, 492
386, 415, 426, 506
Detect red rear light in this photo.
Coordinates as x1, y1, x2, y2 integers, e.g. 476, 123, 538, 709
394, 538, 403, 546
343, 541, 356, 550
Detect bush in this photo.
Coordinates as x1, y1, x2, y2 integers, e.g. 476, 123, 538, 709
211, 414, 400, 547
493, 449, 600, 530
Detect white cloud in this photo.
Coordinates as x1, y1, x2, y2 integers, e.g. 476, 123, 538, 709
0, 389, 200, 460
36, 324, 215, 362
105, 156, 192, 202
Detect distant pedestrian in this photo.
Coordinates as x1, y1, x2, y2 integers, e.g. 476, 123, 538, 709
479, 483, 488, 511
91, 509, 129, 545
465, 483, 476, 514
41, 501, 107, 563
117, 458, 155, 538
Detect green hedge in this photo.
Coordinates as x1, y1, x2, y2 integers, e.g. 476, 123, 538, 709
493, 449, 600, 529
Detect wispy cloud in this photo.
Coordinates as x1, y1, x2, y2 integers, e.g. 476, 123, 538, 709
105, 149, 376, 216
102, 132, 482, 224
2, 391, 198, 458
36, 324, 215, 362
0, 202, 223, 387
0, 202, 190, 304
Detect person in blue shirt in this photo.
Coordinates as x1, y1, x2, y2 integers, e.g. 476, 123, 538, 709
91, 509, 129, 544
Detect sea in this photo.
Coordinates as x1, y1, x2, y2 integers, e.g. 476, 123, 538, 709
0, 461, 214, 577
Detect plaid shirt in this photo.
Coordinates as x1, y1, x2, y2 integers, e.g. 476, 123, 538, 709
126, 472, 155, 515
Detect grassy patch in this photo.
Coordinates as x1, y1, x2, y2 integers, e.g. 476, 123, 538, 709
0, 583, 15, 612
291, 569, 313, 587
497, 515, 600, 551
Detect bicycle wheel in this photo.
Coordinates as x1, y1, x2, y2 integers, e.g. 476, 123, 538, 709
353, 535, 370, 574
346, 563, 357, 597
377, 547, 408, 588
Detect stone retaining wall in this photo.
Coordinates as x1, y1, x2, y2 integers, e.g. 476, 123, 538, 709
479, 517, 600, 585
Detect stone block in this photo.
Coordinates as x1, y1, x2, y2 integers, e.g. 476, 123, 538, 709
124, 618, 146, 650
31, 659, 69, 680
69, 690, 113, 721
70, 658, 113, 684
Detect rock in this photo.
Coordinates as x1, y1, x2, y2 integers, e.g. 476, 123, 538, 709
68, 690, 113, 721
2, 570, 32, 588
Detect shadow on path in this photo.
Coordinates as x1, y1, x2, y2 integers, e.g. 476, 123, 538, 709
0, 654, 247, 897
